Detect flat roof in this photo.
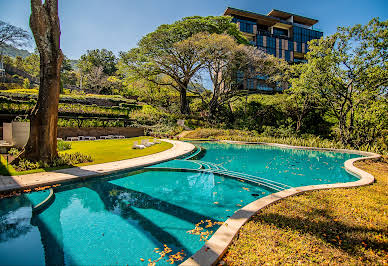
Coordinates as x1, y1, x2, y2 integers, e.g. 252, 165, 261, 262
267, 9, 318, 26
224, 7, 286, 27
224, 7, 319, 27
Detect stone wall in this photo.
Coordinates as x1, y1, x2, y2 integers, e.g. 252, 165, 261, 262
57, 127, 144, 139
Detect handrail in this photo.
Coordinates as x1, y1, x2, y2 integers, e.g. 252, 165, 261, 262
32, 188, 55, 215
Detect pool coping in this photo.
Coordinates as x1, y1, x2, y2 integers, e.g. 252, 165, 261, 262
0, 139, 196, 193
181, 141, 381, 266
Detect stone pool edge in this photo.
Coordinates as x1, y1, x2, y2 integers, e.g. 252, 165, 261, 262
181, 142, 381, 266
0, 139, 195, 193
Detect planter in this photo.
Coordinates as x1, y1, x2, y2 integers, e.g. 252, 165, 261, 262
11, 121, 30, 148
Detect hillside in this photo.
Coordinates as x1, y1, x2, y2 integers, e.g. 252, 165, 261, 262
0, 44, 31, 58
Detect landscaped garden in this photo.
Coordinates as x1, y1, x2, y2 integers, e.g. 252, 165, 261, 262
0, 1, 386, 265
0, 137, 173, 176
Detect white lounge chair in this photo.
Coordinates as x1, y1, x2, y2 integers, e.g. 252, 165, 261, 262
141, 139, 154, 147
154, 138, 161, 144
132, 141, 145, 149
66, 137, 79, 141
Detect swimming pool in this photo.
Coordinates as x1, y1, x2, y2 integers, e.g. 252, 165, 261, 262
0, 142, 361, 265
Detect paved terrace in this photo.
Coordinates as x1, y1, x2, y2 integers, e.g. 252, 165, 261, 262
0, 139, 195, 193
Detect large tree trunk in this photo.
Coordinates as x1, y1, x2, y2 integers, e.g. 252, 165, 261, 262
179, 85, 190, 114
23, 0, 63, 162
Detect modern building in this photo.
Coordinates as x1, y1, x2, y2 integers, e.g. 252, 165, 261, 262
224, 7, 323, 92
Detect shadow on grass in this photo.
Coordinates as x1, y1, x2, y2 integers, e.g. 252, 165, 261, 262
256, 203, 387, 260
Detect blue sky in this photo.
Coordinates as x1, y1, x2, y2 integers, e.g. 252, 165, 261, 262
0, 0, 387, 59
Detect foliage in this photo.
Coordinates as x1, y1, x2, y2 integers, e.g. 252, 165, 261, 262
0, 20, 31, 49
184, 128, 386, 154
13, 152, 93, 171
57, 140, 71, 151
129, 105, 172, 125
118, 15, 248, 114
78, 48, 117, 76
289, 18, 388, 148
222, 158, 388, 265
23, 52, 40, 77
8, 148, 20, 156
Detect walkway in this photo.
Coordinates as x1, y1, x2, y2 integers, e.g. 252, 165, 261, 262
0, 140, 195, 193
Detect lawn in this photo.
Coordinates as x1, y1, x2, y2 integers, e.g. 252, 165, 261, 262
221, 157, 388, 265
0, 137, 173, 176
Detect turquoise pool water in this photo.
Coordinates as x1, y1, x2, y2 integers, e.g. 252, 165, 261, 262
0, 142, 361, 265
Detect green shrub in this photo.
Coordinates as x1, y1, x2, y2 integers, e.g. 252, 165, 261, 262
8, 148, 20, 156
184, 128, 387, 154
57, 140, 71, 151
13, 152, 93, 171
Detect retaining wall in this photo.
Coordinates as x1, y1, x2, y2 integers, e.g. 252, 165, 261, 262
57, 127, 144, 139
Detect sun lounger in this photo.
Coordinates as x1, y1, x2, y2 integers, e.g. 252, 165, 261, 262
66, 137, 79, 141
153, 138, 161, 144
132, 141, 145, 149
118, 135, 125, 139
78, 136, 86, 141
141, 139, 154, 147
84, 136, 96, 140
100, 136, 111, 139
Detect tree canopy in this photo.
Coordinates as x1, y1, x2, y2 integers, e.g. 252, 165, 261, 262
0, 20, 31, 50
119, 15, 249, 114
288, 17, 388, 147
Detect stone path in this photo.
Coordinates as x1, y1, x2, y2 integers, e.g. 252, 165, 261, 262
0, 140, 195, 193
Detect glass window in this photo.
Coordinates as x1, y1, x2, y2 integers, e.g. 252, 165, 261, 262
273, 27, 288, 37
285, 50, 291, 62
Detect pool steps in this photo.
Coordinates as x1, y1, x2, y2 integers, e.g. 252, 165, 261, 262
31, 188, 55, 215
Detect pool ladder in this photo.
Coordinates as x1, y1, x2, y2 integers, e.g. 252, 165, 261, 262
187, 157, 291, 192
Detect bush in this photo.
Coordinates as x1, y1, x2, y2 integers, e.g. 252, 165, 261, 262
183, 128, 388, 154
57, 140, 71, 151
8, 148, 20, 156
13, 152, 93, 171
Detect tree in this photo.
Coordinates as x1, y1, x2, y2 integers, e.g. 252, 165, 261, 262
0, 20, 31, 50
85, 66, 108, 94
78, 48, 117, 76
290, 18, 387, 146
286, 63, 318, 132
21, 0, 63, 162
119, 16, 248, 114
24, 51, 40, 77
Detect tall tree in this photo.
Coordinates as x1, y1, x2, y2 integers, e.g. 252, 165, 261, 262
119, 16, 248, 114
22, 0, 63, 162
78, 48, 117, 76
0, 20, 31, 51
290, 18, 387, 146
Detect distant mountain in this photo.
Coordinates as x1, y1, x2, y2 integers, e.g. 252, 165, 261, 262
0, 44, 32, 58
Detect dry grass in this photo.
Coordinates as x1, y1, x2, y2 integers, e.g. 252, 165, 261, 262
221, 157, 388, 265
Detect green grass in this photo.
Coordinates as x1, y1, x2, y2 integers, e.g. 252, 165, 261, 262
61, 137, 173, 166
221, 157, 388, 265
0, 137, 173, 176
